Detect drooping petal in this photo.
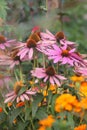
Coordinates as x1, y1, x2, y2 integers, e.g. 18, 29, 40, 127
28, 48, 33, 59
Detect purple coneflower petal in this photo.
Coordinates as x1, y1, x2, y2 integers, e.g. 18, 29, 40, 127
5, 91, 15, 97
28, 48, 33, 59
49, 77, 55, 84
20, 95, 25, 102
53, 77, 60, 86
23, 94, 29, 100
4, 95, 16, 103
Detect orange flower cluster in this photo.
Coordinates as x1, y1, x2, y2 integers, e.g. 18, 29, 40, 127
79, 81, 87, 97
38, 115, 55, 130
74, 124, 87, 130
70, 75, 84, 82
55, 94, 81, 113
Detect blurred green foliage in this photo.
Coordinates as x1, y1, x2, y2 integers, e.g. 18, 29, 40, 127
0, 0, 87, 53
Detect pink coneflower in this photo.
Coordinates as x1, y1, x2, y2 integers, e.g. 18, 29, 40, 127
41, 30, 65, 42
31, 66, 66, 86
0, 35, 16, 50
45, 44, 84, 66
41, 30, 77, 48
17, 32, 42, 60
4, 81, 36, 103
0, 49, 21, 68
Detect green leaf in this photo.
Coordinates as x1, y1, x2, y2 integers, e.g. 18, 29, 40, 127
48, 91, 52, 104
35, 108, 48, 120
25, 105, 32, 121
32, 93, 43, 118
18, 87, 26, 96
67, 112, 75, 129
16, 121, 28, 130
9, 107, 23, 123
51, 94, 58, 115
0, 112, 7, 124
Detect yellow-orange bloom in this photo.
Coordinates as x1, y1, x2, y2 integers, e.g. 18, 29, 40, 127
79, 81, 87, 97
55, 94, 81, 112
48, 84, 57, 93
80, 98, 87, 109
38, 126, 46, 130
74, 124, 87, 130
38, 115, 55, 130
70, 75, 84, 82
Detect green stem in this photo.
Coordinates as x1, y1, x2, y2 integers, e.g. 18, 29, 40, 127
43, 54, 46, 68
30, 118, 35, 130
3, 108, 8, 115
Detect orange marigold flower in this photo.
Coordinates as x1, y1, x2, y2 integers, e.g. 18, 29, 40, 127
0, 107, 3, 113
55, 94, 81, 112
39, 115, 55, 129
79, 81, 87, 97
70, 75, 84, 82
80, 98, 87, 109
38, 126, 46, 130
74, 124, 87, 130
16, 102, 25, 108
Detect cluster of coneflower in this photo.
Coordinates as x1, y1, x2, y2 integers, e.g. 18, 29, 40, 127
0, 26, 87, 130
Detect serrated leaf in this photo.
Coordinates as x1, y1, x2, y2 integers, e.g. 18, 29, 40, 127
32, 93, 43, 118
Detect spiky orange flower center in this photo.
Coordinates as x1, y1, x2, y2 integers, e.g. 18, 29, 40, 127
55, 32, 64, 42
46, 67, 55, 76
14, 81, 24, 94
0, 35, 6, 44
27, 39, 37, 48
61, 49, 69, 57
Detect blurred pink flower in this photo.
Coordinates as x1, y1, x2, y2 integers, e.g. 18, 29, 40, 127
31, 66, 66, 86
45, 44, 84, 66
0, 51, 21, 68
0, 74, 11, 89
0, 35, 16, 50
4, 89, 36, 103
75, 67, 87, 76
